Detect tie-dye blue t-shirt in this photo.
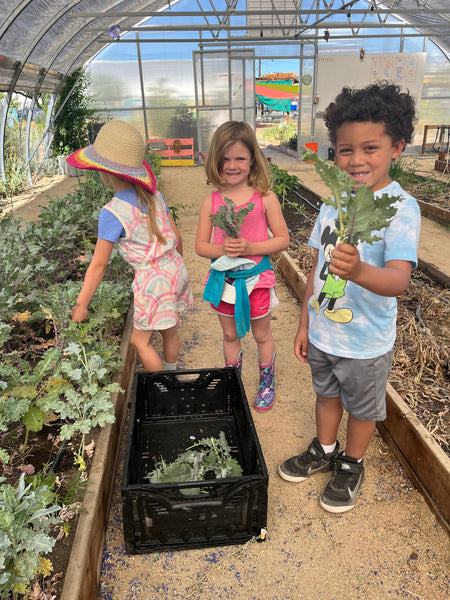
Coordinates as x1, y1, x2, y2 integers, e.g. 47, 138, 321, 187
307, 180, 420, 359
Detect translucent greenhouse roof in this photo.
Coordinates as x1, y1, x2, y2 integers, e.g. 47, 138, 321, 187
0, 0, 449, 96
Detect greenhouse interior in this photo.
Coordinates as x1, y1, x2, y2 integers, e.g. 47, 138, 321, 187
0, 0, 449, 189
1, 3, 450, 600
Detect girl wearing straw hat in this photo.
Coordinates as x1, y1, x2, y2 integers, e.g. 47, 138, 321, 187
67, 120, 193, 371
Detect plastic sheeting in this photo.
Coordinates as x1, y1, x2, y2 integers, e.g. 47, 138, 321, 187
0, 1, 449, 97
0, 1, 170, 94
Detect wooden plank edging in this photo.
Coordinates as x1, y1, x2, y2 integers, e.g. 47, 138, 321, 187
61, 307, 136, 600
378, 386, 450, 535
417, 199, 450, 225
276, 250, 450, 535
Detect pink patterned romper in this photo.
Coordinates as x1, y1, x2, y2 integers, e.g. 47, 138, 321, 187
104, 193, 193, 330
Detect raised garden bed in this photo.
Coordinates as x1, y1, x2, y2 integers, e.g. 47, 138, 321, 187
60, 309, 136, 600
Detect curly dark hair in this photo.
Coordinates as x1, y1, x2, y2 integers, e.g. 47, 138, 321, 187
323, 81, 416, 147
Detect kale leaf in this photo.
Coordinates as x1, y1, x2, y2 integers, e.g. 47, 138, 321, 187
209, 197, 255, 238
304, 150, 402, 245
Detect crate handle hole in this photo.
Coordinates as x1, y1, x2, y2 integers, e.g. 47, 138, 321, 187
175, 373, 201, 382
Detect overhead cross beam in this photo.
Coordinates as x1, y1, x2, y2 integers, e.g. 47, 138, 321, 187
70, 9, 447, 18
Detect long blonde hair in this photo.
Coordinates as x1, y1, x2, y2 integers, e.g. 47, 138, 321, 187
101, 172, 166, 244
205, 121, 272, 191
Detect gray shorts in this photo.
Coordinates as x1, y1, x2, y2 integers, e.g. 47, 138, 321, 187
307, 342, 393, 421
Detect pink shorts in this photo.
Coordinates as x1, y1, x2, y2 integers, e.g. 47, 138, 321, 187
211, 288, 272, 319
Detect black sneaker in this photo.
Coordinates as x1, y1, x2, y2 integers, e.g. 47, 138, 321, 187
320, 454, 365, 513
278, 437, 340, 482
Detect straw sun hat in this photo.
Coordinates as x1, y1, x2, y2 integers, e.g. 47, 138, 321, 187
66, 119, 156, 193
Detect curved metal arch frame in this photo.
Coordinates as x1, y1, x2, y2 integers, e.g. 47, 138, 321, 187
0, 0, 144, 181
1, 0, 449, 184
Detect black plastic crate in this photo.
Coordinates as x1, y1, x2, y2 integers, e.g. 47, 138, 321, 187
121, 368, 268, 554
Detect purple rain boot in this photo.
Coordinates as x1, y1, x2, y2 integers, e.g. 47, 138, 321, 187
225, 350, 243, 373
254, 352, 276, 412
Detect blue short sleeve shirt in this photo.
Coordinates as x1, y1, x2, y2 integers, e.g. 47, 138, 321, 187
98, 189, 169, 242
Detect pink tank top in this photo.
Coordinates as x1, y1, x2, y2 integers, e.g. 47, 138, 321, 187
211, 190, 276, 289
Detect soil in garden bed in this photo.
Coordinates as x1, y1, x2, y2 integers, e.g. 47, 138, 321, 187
1, 421, 96, 598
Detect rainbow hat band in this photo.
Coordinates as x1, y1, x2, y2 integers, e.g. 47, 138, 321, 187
66, 120, 156, 194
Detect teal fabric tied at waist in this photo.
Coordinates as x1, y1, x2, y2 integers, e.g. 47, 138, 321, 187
203, 255, 272, 339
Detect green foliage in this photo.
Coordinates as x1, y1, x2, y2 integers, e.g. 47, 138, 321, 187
145, 148, 164, 193
304, 150, 402, 245
389, 157, 448, 198
0, 473, 60, 598
209, 197, 255, 238
168, 201, 193, 226
42, 341, 120, 470
0, 170, 130, 464
270, 164, 301, 208
0, 152, 26, 199
285, 201, 308, 219
287, 133, 298, 151
0, 346, 63, 452
261, 119, 297, 145
51, 67, 97, 155
147, 432, 243, 495
0, 169, 133, 596
0, 171, 130, 321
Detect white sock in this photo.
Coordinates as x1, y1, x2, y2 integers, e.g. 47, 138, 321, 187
163, 360, 178, 371
342, 452, 363, 463
321, 442, 336, 454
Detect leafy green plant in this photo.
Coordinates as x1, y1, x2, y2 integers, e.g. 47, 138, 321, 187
287, 133, 297, 151
389, 156, 448, 198
145, 148, 164, 193
209, 197, 255, 238
304, 150, 402, 245
0, 346, 63, 453
0, 172, 131, 322
286, 201, 308, 218
0, 473, 61, 598
39, 342, 120, 471
146, 432, 243, 495
261, 119, 297, 145
0, 152, 26, 199
51, 67, 97, 156
168, 201, 193, 225
270, 164, 302, 208
0, 168, 135, 596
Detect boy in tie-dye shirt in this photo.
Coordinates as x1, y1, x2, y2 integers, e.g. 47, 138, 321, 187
279, 82, 420, 513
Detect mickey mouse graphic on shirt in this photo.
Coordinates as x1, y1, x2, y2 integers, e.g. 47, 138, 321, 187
310, 224, 353, 324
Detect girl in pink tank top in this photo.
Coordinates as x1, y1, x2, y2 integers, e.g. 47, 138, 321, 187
195, 121, 289, 411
